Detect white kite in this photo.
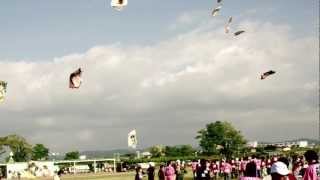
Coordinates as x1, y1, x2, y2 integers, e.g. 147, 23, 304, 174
111, 0, 128, 11
128, 129, 137, 149
211, 5, 222, 16
225, 16, 233, 33
69, 68, 83, 89
0, 81, 7, 103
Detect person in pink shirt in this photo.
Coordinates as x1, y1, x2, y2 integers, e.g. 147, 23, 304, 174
255, 158, 262, 177
266, 158, 272, 175
231, 159, 236, 178
211, 160, 219, 180
216, 161, 221, 177
272, 157, 278, 164
241, 158, 248, 177
303, 150, 319, 180
261, 157, 268, 177
236, 158, 241, 178
165, 161, 176, 180
222, 160, 232, 180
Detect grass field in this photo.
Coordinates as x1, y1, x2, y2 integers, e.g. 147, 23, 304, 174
60, 170, 195, 180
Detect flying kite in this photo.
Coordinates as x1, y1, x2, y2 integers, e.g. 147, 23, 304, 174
234, 30, 245, 36
111, 0, 128, 11
69, 68, 82, 89
0, 81, 7, 103
261, 70, 276, 80
217, 0, 223, 3
225, 16, 233, 33
211, 6, 222, 16
128, 129, 137, 149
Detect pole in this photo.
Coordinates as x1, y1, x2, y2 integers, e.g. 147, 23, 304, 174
94, 160, 97, 173
73, 162, 76, 175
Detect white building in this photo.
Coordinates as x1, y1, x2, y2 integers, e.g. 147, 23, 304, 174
298, 141, 308, 148
141, 152, 152, 158
247, 141, 258, 148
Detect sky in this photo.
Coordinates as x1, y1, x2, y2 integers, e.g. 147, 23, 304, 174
0, 0, 319, 152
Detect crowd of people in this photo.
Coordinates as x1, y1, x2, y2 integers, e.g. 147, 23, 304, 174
135, 160, 187, 180
134, 150, 319, 180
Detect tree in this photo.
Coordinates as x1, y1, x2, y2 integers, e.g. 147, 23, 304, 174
32, 144, 49, 160
149, 145, 165, 157
196, 121, 246, 159
64, 151, 80, 160
164, 145, 196, 157
165, 146, 180, 157
0, 134, 32, 162
179, 145, 196, 156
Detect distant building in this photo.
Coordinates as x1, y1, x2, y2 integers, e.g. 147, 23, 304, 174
258, 140, 311, 148
141, 152, 152, 159
247, 141, 258, 148
136, 151, 140, 159
79, 155, 87, 160
283, 147, 291, 151
298, 141, 308, 148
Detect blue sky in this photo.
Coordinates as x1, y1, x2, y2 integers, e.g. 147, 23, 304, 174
0, 0, 318, 60
0, 1, 318, 151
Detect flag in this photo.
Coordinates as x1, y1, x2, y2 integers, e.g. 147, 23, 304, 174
128, 129, 137, 149
0, 81, 7, 103
111, 0, 128, 11
69, 68, 82, 89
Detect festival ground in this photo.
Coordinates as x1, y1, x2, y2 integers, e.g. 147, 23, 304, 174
62, 171, 193, 180
32, 168, 240, 180
31, 168, 198, 180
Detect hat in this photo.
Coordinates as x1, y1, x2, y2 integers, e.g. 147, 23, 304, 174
271, 162, 289, 176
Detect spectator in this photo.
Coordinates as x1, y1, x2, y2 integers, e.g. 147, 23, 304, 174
241, 158, 248, 177
211, 160, 219, 180
158, 165, 165, 180
270, 162, 289, 180
53, 170, 63, 180
303, 150, 319, 180
175, 163, 186, 180
292, 161, 302, 179
147, 163, 155, 180
165, 161, 176, 180
192, 160, 198, 179
240, 161, 260, 180
195, 159, 210, 180
266, 159, 272, 175
277, 157, 296, 180
255, 157, 262, 178
135, 167, 143, 180
221, 160, 232, 180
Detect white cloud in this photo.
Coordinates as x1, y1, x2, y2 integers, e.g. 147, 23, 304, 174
77, 129, 94, 142
35, 117, 55, 127
0, 19, 318, 151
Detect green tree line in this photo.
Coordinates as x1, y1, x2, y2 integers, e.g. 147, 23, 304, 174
0, 134, 49, 162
